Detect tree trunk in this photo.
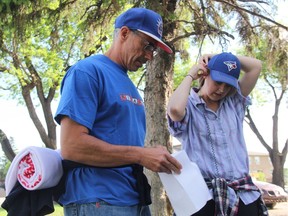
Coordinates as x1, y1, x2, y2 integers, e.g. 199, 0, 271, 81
0, 129, 16, 161
22, 87, 57, 150
144, 1, 177, 215
270, 97, 287, 188
245, 99, 287, 188
145, 50, 175, 215
271, 155, 285, 187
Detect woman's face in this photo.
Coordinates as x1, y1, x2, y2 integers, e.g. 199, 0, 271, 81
201, 75, 233, 102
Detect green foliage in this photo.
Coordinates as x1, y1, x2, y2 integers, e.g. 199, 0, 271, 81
173, 54, 193, 89
245, 26, 288, 107
0, 157, 10, 181
128, 68, 146, 93
0, 1, 130, 149
0, 0, 285, 102
251, 170, 267, 182
0, 1, 126, 103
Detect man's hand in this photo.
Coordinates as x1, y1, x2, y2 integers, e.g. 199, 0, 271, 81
139, 146, 182, 174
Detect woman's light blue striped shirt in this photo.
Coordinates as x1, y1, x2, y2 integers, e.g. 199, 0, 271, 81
168, 88, 260, 207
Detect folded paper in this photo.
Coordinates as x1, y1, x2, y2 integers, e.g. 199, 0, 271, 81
159, 150, 212, 216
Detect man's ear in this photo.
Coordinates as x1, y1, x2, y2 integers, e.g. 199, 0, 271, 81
119, 26, 130, 41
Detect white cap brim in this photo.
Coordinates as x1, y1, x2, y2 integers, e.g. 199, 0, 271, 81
137, 29, 173, 54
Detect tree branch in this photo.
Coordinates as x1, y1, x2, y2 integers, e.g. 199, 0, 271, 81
245, 107, 272, 152
215, 0, 288, 30
281, 139, 288, 164
0, 129, 16, 161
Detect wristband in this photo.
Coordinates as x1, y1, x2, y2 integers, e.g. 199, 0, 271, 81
186, 74, 194, 80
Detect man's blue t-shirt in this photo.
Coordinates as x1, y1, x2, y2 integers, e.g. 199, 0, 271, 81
54, 55, 146, 206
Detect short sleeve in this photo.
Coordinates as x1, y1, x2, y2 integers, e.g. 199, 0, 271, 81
167, 109, 189, 138
54, 68, 100, 130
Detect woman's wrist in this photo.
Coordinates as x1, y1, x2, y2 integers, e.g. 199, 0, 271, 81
186, 74, 195, 80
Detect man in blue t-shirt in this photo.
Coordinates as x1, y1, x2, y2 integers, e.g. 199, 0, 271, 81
54, 8, 182, 216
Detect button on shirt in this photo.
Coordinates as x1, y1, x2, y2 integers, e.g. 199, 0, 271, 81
168, 88, 260, 207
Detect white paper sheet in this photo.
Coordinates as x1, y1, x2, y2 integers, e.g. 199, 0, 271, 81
159, 150, 212, 216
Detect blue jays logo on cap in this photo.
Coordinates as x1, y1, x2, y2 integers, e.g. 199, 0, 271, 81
114, 8, 172, 53
224, 61, 237, 71
208, 52, 241, 89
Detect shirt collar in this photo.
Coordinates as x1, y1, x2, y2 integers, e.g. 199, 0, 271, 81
190, 88, 204, 106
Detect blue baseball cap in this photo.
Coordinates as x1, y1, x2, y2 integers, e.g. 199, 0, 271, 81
115, 8, 173, 54
207, 52, 241, 89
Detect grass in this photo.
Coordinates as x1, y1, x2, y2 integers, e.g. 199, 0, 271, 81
47, 204, 64, 216
0, 203, 64, 216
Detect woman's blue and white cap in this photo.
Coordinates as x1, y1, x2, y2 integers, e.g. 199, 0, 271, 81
208, 52, 241, 89
115, 8, 173, 54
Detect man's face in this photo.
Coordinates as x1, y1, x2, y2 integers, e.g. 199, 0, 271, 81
122, 29, 157, 72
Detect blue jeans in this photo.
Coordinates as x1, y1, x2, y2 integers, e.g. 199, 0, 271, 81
63, 201, 151, 216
